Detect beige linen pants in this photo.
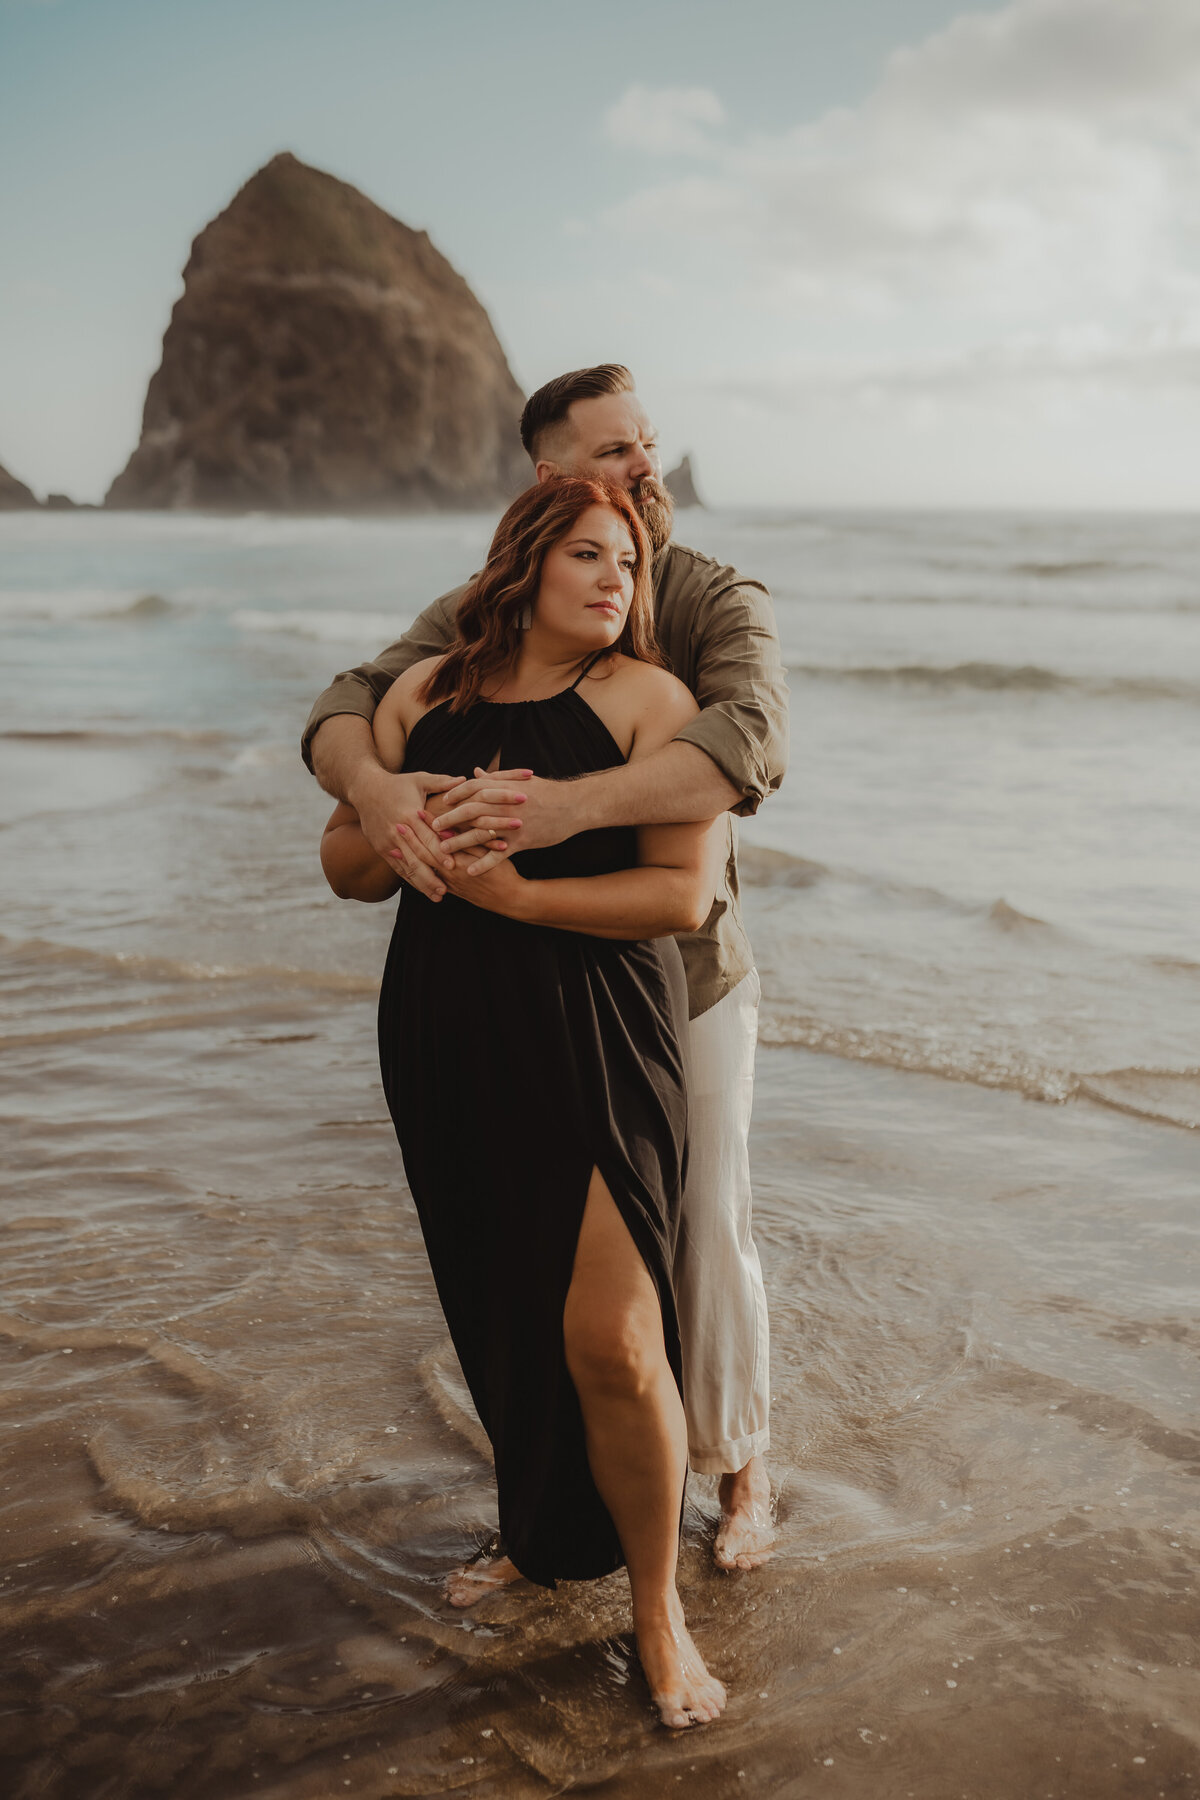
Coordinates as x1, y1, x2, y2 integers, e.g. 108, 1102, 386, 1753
674, 968, 771, 1475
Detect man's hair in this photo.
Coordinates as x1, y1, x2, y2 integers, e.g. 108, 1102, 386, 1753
519, 364, 634, 461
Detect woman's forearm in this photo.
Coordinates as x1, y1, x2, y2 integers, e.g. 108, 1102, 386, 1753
321, 822, 402, 903
512, 866, 711, 939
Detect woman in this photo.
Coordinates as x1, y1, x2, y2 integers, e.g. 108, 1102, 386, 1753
321, 476, 726, 1728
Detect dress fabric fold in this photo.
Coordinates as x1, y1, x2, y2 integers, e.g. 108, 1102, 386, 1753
377, 684, 689, 1587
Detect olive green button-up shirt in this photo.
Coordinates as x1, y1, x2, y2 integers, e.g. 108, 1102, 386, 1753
302, 539, 789, 1018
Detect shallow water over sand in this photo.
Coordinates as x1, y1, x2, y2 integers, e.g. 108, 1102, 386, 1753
1, 509, 1198, 1795
3, 983, 1197, 1794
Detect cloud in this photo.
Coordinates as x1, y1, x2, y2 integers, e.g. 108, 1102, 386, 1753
715, 322, 1200, 412
602, 0, 1200, 362
603, 84, 725, 157
885, 0, 1200, 115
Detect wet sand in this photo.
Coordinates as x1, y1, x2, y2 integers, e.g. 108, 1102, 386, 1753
2, 943, 1197, 1798
2, 506, 1198, 1794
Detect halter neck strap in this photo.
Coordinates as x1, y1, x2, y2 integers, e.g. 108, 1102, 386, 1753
569, 649, 608, 692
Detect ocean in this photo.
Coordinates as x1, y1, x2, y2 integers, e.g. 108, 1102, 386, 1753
1, 506, 1197, 1797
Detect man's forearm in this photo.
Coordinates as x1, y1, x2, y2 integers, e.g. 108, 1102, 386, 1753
321, 818, 401, 903
309, 716, 471, 900
310, 714, 386, 807
573, 741, 740, 831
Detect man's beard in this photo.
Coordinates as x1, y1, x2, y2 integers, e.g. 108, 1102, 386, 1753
630, 475, 674, 554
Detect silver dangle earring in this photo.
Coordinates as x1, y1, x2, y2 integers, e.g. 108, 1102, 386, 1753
520, 602, 533, 630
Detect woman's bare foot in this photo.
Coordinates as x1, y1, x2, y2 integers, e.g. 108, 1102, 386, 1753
445, 1539, 525, 1609
714, 1456, 775, 1572
636, 1594, 727, 1729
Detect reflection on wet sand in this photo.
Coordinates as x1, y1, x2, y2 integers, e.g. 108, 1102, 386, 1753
2, 936, 1196, 1797
2, 506, 1198, 1793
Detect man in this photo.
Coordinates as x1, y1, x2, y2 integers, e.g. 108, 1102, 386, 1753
303, 364, 787, 1572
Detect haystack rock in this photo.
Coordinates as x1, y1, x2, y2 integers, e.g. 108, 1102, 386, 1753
0, 459, 38, 509
106, 153, 529, 512
665, 453, 704, 509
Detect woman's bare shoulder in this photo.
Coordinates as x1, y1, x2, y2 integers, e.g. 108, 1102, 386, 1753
583, 655, 697, 759
605, 654, 698, 721
377, 655, 446, 722
389, 655, 445, 700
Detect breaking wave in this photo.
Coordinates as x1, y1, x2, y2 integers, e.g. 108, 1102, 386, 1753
741, 844, 1056, 929
756, 1013, 1198, 1127
0, 932, 376, 997
232, 608, 405, 645
787, 660, 1197, 700
739, 845, 1195, 1122
105, 592, 175, 619
756, 1007, 1081, 1104
832, 589, 1200, 616
1075, 1068, 1200, 1132
0, 726, 227, 746
0, 588, 183, 622
1010, 558, 1135, 578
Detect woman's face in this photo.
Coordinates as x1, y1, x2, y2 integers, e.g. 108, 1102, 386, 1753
532, 504, 637, 652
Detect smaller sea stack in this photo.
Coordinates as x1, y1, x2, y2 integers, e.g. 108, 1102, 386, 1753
0, 459, 38, 509
665, 454, 704, 509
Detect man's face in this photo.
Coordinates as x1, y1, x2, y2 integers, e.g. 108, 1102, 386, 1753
538, 391, 675, 553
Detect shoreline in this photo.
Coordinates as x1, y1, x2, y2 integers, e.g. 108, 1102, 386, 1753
2, 1009, 1196, 1796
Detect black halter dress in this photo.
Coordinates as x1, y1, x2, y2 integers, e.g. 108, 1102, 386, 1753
377, 663, 689, 1588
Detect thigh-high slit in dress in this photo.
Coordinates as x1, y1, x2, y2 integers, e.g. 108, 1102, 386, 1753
377, 671, 689, 1588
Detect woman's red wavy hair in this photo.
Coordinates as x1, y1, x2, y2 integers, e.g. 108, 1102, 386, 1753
417, 475, 662, 713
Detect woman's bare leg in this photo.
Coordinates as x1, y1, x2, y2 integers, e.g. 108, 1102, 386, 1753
563, 1169, 727, 1728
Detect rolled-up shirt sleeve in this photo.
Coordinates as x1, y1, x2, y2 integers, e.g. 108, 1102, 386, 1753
300, 587, 463, 772
673, 580, 789, 815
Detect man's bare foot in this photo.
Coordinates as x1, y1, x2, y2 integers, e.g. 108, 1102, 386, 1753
714, 1454, 775, 1572
636, 1593, 727, 1729
445, 1537, 525, 1609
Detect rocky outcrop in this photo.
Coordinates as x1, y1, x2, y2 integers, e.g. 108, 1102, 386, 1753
106, 153, 529, 512
0, 459, 38, 509
665, 453, 704, 509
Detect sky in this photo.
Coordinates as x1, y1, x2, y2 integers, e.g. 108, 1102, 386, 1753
4, 0, 1200, 508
